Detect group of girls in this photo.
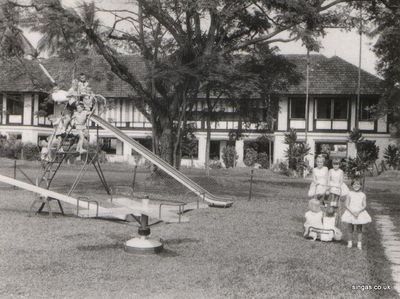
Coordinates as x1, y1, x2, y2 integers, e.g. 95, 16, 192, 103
304, 155, 371, 250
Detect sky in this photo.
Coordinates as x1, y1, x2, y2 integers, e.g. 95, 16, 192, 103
25, 0, 379, 76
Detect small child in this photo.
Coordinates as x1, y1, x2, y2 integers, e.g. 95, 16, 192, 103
328, 158, 349, 207
341, 180, 372, 250
47, 115, 67, 152
321, 206, 343, 242
72, 103, 89, 154
65, 79, 79, 128
40, 138, 50, 162
77, 73, 90, 98
304, 198, 324, 241
308, 155, 329, 204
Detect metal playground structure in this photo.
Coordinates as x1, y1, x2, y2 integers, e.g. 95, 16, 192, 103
0, 90, 234, 253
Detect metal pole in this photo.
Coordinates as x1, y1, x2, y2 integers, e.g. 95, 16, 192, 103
132, 165, 138, 193
305, 48, 310, 143
356, 6, 362, 130
13, 160, 17, 189
248, 169, 254, 201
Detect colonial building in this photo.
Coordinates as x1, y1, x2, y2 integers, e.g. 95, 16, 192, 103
0, 54, 394, 167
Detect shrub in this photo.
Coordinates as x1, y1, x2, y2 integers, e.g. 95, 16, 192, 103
346, 129, 380, 179
244, 148, 258, 167
21, 143, 40, 160
0, 138, 23, 159
209, 158, 222, 169
222, 146, 238, 168
383, 144, 400, 169
284, 129, 310, 176
257, 152, 270, 169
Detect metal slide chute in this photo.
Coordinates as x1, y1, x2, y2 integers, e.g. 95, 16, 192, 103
90, 115, 233, 208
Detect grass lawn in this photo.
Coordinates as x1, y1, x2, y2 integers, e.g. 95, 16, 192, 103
0, 158, 398, 298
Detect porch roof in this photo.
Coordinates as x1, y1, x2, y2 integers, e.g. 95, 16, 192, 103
0, 54, 383, 97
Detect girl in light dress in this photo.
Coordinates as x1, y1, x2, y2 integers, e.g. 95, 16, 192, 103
341, 180, 372, 250
304, 198, 324, 241
308, 155, 329, 203
328, 158, 349, 207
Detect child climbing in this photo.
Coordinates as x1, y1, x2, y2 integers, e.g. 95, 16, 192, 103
47, 114, 68, 156
341, 180, 372, 250
71, 103, 89, 154
308, 155, 329, 204
304, 198, 324, 241
328, 158, 349, 208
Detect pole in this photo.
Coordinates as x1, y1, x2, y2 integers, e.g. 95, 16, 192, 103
132, 165, 138, 193
356, 6, 363, 130
13, 160, 17, 189
305, 48, 310, 143
248, 169, 254, 201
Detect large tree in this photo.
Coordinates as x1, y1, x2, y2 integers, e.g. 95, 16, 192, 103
8, 0, 362, 166
363, 0, 400, 139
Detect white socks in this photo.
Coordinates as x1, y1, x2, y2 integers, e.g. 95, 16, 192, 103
347, 241, 362, 249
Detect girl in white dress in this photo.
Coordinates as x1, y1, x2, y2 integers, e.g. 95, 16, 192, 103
304, 198, 324, 240
341, 180, 372, 250
308, 155, 329, 203
328, 158, 349, 207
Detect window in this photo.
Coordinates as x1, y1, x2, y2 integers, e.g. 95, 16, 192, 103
100, 137, 117, 154
315, 98, 348, 120
333, 98, 348, 119
209, 141, 220, 159
290, 97, 306, 119
6, 94, 23, 124
39, 94, 54, 116
359, 97, 378, 120
7, 94, 23, 115
316, 98, 331, 119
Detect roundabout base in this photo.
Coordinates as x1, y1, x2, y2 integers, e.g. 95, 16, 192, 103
124, 237, 163, 254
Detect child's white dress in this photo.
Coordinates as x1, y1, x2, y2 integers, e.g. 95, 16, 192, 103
321, 216, 342, 241
328, 168, 349, 196
304, 211, 323, 237
308, 166, 329, 197
341, 191, 372, 225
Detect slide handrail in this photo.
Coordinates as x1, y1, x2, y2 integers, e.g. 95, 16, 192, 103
90, 115, 233, 207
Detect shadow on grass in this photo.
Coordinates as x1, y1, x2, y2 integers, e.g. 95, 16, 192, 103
163, 238, 200, 245
76, 243, 123, 251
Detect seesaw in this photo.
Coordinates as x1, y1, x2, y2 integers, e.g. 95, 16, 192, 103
0, 174, 196, 253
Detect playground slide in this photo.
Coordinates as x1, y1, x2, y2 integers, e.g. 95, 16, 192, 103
91, 115, 233, 208
0, 174, 174, 221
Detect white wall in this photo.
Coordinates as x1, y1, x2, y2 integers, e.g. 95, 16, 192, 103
23, 94, 32, 125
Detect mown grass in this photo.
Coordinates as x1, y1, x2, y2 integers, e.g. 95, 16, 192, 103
0, 158, 398, 298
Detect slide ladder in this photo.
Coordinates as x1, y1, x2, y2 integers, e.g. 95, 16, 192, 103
90, 115, 233, 207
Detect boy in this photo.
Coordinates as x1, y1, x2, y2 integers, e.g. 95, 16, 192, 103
72, 103, 89, 153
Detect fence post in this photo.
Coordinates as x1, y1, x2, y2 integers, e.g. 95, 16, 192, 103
132, 165, 138, 193
13, 160, 17, 189
248, 169, 254, 201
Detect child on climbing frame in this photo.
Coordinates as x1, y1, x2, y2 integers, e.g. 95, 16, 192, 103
77, 73, 90, 98
71, 103, 89, 154
308, 155, 329, 204
304, 198, 324, 241
341, 180, 372, 250
47, 114, 68, 154
328, 158, 349, 207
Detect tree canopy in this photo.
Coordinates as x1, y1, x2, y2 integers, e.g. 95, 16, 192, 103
4, 0, 372, 165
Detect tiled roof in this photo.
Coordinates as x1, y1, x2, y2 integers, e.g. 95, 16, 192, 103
284, 54, 382, 95
0, 54, 383, 96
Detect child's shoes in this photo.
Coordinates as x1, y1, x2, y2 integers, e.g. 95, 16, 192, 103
357, 242, 362, 250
